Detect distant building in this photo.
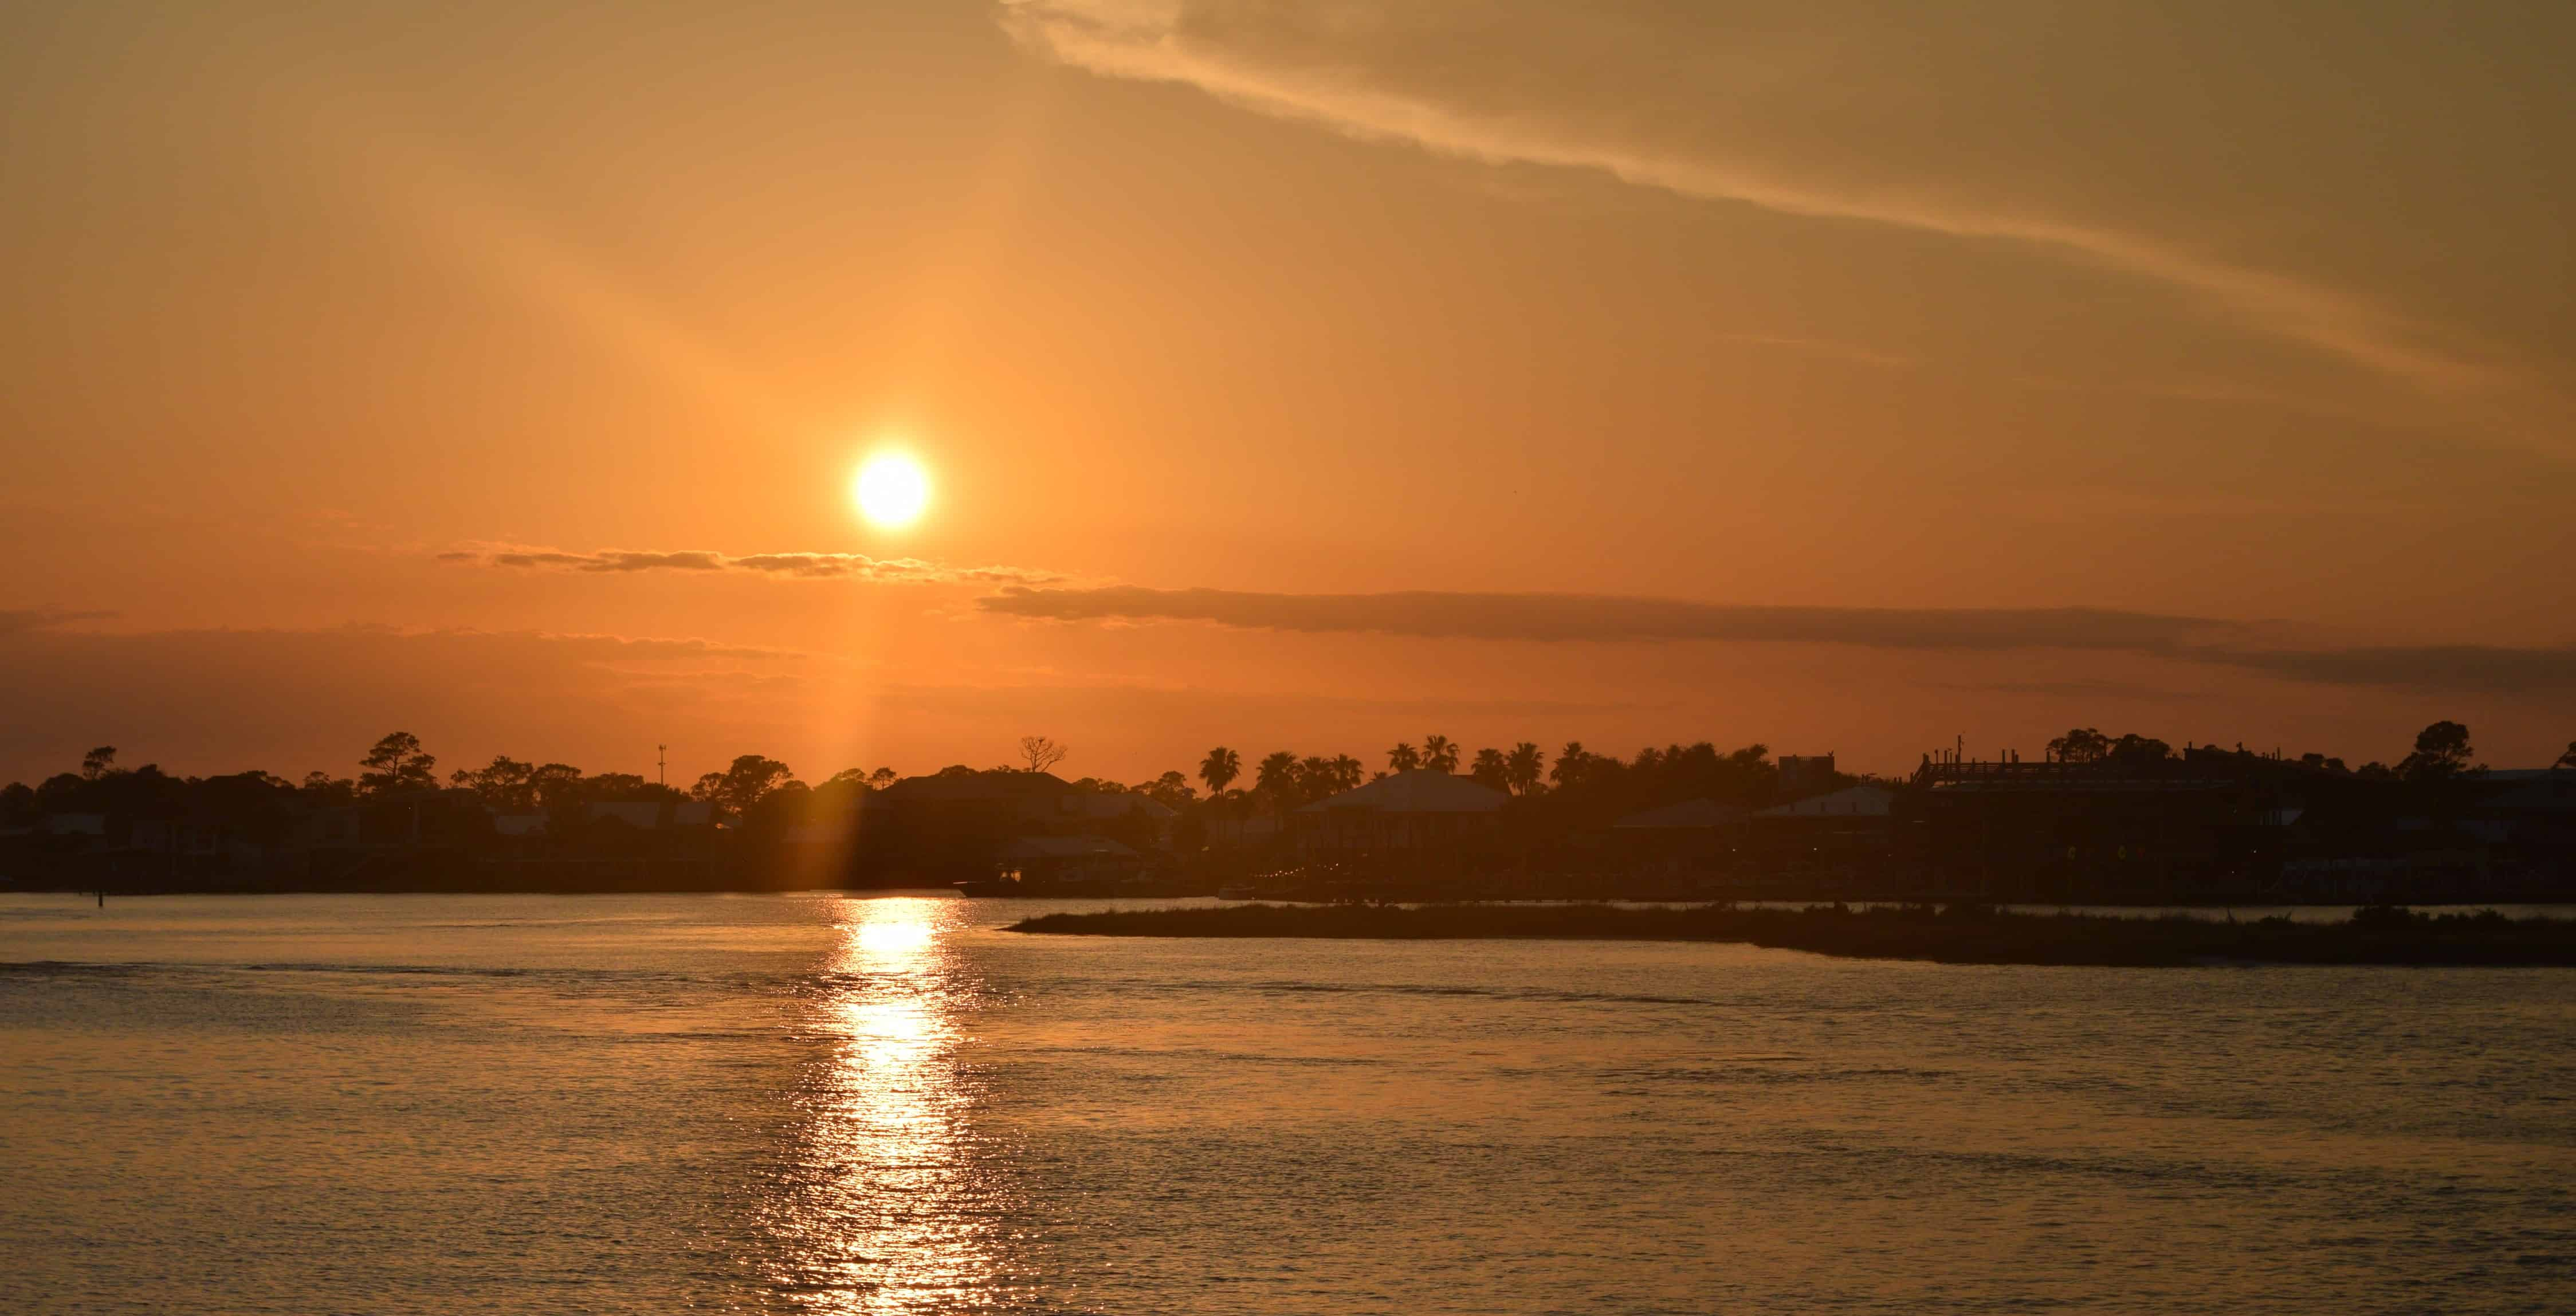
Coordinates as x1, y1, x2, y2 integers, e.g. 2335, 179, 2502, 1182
1073, 791, 1181, 848
1750, 785, 1897, 882
876, 771, 1081, 823
864, 770, 1086, 882
1777, 755, 1838, 797
1917, 756, 2284, 902
1614, 798, 1749, 831
1291, 770, 1507, 861
1758, 785, 1891, 819
992, 834, 1142, 889
588, 802, 664, 830
1611, 798, 1748, 877
45, 813, 107, 836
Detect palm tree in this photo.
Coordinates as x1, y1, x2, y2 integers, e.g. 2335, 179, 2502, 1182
1255, 751, 1301, 799
1505, 742, 1545, 795
1469, 748, 1509, 791
1328, 755, 1364, 793
1199, 746, 1241, 797
1421, 734, 1459, 773
1551, 741, 1588, 788
1387, 742, 1421, 772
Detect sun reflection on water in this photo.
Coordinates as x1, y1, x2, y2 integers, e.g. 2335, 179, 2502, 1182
768, 897, 1003, 1311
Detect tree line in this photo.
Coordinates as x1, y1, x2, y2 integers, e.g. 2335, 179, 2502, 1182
2042, 720, 2543, 783
9, 722, 2571, 837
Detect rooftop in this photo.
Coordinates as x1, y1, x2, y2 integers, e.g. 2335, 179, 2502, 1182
1296, 769, 1507, 815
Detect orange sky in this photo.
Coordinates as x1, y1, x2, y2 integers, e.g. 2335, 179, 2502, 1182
5, 1, 2572, 787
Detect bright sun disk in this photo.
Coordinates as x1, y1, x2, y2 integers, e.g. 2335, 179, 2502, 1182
853, 451, 931, 529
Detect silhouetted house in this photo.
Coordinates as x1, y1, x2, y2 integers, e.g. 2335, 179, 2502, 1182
1759, 784, 1894, 821
1777, 755, 1838, 796
45, 813, 107, 837
493, 814, 549, 838
1750, 785, 1895, 879
864, 770, 1084, 882
1201, 812, 1282, 851
588, 802, 663, 830
2284, 768, 2576, 899
1919, 756, 2293, 901
1073, 791, 1181, 850
992, 834, 1142, 890
285, 788, 495, 887
1291, 770, 1506, 864
2484, 769, 2576, 885
1612, 798, 1748, 875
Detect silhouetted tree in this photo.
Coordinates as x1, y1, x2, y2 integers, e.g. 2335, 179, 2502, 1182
2554, 740, 2576, 771
452, 755, 537, 810
1470, 748, 1509, 792
692, 754, 795, 822
2047, 728, 2110, 763
1199, 747, 1241, 796
1255, 751, 1300, 799
1386, 742, 1421, 772
1551, 742, 1594, 789
1505, 742, 1545, 795
1018, 736, 1070, 774
1142, 771, 1196, 808
1421, 735, 1459, 773
867, 767, 900, 788
576, 772, 673, 805
527, 763, 583, 808
2398, 721, 2476, 781
301, 770, 356, 805
358, 732, 438, 796
80, 747, 117, 781
1327, 755, 1363, 794
2106, 734, 2173, 769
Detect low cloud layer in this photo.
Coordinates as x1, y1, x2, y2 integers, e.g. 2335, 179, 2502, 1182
0, 607, 115, 636
440, 547, 1063, 586
979, 586, 2576, 694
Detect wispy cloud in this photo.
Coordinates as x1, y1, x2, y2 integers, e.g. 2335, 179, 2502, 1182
440, 546, 1065, 586
980, 585, 2228, 651
998, 1, 2526, 417
978, 584, 2576, 694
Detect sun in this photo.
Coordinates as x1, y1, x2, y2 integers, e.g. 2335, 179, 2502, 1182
852, 451, 931, 529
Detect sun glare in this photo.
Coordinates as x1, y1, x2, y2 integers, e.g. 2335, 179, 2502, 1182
853, 451, 931, 529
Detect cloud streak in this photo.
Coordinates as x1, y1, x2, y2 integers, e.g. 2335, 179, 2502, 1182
440, 547, 1065, 586
978, 585, 2576, 695
998, 1, 2519, 411
980, 586, 2225, 650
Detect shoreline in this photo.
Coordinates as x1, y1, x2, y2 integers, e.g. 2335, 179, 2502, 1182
1005, 901, 2576, 967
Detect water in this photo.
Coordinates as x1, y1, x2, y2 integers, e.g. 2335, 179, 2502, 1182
4, 893, 2573, 1314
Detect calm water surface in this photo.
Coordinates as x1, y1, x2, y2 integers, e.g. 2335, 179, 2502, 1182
4, 892, 2573, 1313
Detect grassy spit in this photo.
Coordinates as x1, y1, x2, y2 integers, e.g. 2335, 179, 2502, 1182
1005, 902, 2576, 967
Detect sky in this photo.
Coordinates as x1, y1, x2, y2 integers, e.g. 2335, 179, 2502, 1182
3, 0, 2573, 788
